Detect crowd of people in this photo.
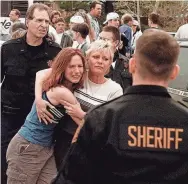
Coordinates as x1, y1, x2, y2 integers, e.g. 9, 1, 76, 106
1, 1, 188, 184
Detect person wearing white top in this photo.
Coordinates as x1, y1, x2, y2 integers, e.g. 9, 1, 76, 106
54, 17, 73, 48
34, 39, 123, 168
131, 20, 142, 52
175, 14, 188, 39
72, 23, 90, 55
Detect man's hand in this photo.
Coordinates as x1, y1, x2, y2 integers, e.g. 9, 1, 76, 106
35, 98, 54, 124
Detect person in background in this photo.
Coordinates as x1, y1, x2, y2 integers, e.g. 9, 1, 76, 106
119, 13, 133, 57
10, 22, 27, 39
54, 17, 73, 48
100, 26, 132, 91
50, 10, 61, 27
53, 29, 188, 184
6, 48, 86, 184
48, 10, 61, 42
104, 12, 128, 57
131, 19, 142, 53
72, 23, 90, 55
9, 9, 21, 35
148, 12, 161, 29
9, 9, 21, 24
175, 13, 188, 39
1, 3, 61, 184
75, 10, 95, 43
87, 1, 102, 40
66, 15, 85, 39
34, 40, 123, 169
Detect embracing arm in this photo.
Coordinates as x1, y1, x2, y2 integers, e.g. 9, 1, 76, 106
35, 68, 54, 123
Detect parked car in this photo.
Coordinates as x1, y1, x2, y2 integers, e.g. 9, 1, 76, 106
167, 32, 176, 37
168, 39, 188, 107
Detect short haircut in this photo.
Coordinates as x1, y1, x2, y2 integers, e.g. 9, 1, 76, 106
54, 17, 65, 24
26, 3, 50, 20
135, 29, 180, 80
148, 12, 160, 24
50, 10, 61, 22
86, 40, 114, 63
72, 23, 89, 39
90, 1, 102, 10
11, 9, 21, 17
122, 14, 133, 24
102, 26, 120, 42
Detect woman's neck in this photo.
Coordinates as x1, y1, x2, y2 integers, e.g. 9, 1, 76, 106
88, 72, 106, 84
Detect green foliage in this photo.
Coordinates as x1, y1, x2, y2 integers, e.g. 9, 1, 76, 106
60, 1, 90, 12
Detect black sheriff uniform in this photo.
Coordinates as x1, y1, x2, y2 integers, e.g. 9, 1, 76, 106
53, 85, 188, 184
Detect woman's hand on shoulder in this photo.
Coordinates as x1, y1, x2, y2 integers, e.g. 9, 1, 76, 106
35, 98, 54, 124
60, 100, 86, 120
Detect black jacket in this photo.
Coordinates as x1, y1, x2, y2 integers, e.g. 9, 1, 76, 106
1, 34, 61, 116
106, 51, 132, 92
53, 85, 188, 184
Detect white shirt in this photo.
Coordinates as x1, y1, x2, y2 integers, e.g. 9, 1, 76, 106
74, 74, 123, 109
175, 23, 188, 39
48, 25, 58, 42
56, 33, 64, 45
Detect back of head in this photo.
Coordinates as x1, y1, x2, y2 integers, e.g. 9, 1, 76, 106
11, 22, 27, 33
72, 23, 89, 39
148, 12, 160, 25
121, 14, 133, 24
135, 29, 180, 80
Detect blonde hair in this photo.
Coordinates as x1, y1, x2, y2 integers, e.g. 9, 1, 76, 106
86, 40, 114, 62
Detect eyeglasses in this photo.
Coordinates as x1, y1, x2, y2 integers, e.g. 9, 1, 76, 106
98, 35, 113, 42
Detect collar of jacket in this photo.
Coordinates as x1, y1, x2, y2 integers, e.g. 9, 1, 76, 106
124, 85, 171, 98
17, 33, 50, 58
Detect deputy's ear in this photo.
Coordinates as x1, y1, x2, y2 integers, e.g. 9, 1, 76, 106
170, 64, 180, 80
129, 57, 136, 74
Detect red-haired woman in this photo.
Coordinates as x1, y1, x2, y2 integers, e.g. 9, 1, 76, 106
6, 48, 86, 184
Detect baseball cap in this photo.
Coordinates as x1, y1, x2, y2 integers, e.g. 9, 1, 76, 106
133, 20, 139, 26
103, 12, 119, 24
70, 15, 84, 23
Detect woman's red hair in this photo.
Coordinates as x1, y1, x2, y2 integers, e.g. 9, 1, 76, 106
43, 47, 86, 91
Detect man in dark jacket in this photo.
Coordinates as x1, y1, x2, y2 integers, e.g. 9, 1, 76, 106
53, 30, 188, 184
1, 3, 61, 184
